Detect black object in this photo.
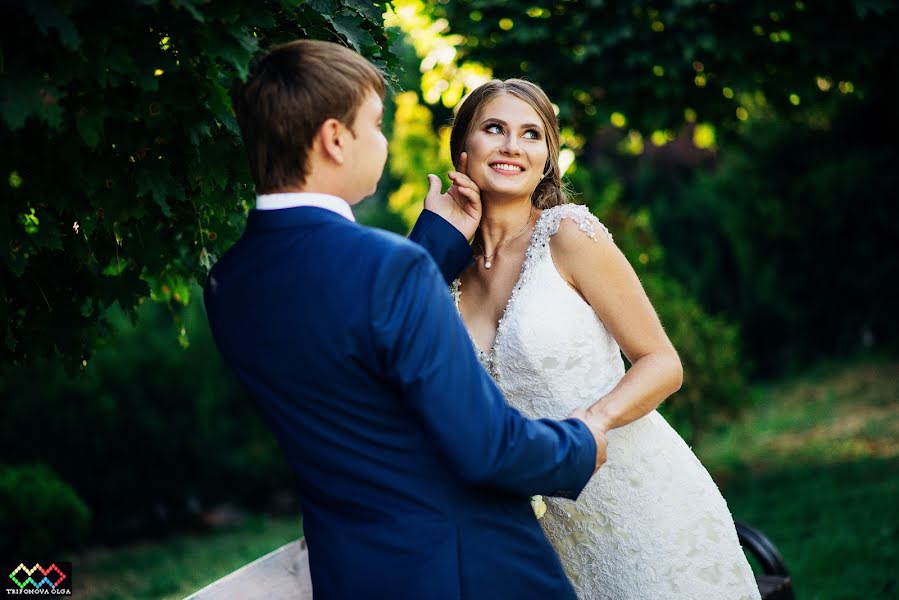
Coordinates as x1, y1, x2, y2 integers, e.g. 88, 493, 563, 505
736, 521, 795, 600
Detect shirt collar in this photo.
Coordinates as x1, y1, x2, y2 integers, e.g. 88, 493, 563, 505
255, 192, 355, 222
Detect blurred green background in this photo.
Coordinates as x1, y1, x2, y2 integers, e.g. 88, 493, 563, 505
1, 1, 896, 598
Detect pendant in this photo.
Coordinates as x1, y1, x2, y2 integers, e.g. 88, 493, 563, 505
485, 260, 492, 269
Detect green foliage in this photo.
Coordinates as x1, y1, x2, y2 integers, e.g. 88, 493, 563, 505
387, 91, 454, 228
643, 274, 745, 444
569, 164, 746, 442
626, 102, 899, 374
434, 0, 897, 135
0, 294, 290, 545
1, 0, 396, 368
0, 463, 91, 557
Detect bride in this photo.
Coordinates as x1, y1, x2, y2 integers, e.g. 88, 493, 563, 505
432, 78, 761, 600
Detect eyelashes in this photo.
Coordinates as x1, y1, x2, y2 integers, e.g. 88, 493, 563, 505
484, 123, 542, 140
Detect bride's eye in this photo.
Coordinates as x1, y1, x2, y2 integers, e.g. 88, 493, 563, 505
523, 128, 542, 140
485, 123, 503, 134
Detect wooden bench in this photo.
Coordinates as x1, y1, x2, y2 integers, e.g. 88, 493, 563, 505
185, 539, 312, 600
189, 523, 792, 599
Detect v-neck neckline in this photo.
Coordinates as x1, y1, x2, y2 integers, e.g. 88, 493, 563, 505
453, 210, 548, 359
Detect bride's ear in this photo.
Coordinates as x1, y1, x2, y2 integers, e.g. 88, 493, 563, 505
315, 118, 346, 165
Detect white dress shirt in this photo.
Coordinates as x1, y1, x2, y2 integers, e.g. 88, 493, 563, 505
255, 192, 355, 222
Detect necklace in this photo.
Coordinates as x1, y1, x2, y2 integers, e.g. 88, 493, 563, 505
479, 207, 535, 270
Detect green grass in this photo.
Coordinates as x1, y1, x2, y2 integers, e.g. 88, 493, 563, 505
697, 358, 899, 600
70, 359, 897, 599
69, 515, 301, 599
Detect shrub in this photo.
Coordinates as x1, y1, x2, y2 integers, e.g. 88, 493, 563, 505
0, 463, 91, 557
0, 294, 290, 542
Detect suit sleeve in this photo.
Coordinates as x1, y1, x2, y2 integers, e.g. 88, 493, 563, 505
408, 210, 475, 284
370, 243, 596, 499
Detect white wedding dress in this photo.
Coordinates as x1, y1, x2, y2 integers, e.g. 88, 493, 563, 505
452, 204, 761, 600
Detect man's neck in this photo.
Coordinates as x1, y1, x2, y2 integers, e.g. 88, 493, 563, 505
289, 169, 359, 205
267, 184, 341, 197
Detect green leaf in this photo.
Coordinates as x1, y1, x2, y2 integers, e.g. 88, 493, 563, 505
851, 0, 894, 17
132, 69, 160, 93
26, 1, 82, 50
0, 72, 65, 131
205, 80, 232, 119
28, 212, 64, 251
102, 257, 129, 276
96, 46, 137, 89
309, 0, 339, 14
172, 0, 206, 23
219, 113, 241, 137
76, 109, 105, 148
207, 143, 233, 191
192, 140, 233, 194
99, 272, 150, 312
6, 247, 28, 277
343, 0, 384, 24
232, 29, 259, 54
328, 13, 377, 52
136, 160, 185, 217
208, 31, 256, 80
187, 121, 213, 147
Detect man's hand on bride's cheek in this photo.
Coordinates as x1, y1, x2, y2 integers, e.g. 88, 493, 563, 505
570, 407, 609, 474
424, 151, 482, 240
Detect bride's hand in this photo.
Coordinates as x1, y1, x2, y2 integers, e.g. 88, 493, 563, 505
570, 407, 609, 474
424, 152, 482, 240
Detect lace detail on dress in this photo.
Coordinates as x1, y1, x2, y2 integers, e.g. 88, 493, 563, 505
532, 202, 612, 246
451, 277, 499, 379
453, 204, 760, 600
451, 205, 612, 382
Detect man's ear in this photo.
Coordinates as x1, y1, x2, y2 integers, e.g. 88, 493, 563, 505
315, 118, 346, 165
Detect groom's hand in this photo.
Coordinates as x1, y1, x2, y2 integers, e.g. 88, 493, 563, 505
569, 407, 609, 474
424, 152, 482, 240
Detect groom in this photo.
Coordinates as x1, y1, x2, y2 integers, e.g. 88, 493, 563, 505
205, 40, 607, 599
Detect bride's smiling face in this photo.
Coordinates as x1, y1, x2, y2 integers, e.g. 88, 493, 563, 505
463, 93, 549, 201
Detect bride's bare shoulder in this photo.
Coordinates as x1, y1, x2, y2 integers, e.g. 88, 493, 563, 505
546, 205, 623, 286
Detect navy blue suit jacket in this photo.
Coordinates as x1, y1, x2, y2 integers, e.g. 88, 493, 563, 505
204, 207, 596, 599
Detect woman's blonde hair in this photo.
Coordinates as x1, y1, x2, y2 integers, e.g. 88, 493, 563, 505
449, 78, 567, 209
